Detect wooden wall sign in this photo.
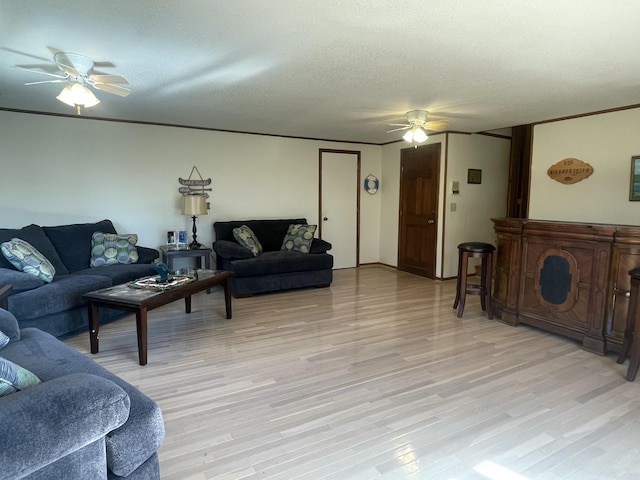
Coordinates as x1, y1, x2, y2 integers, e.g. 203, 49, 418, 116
178, 166, 212, 196
547, 158, 593, 184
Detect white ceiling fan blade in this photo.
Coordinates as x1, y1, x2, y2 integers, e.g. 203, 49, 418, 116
425, 120, 449, 132
386, 125, 411, 133
92, 83, 131, 97
89, 74, 129, 85
12, 65, 67, 79
24, 79, 69, 86
387, 123, 411, 127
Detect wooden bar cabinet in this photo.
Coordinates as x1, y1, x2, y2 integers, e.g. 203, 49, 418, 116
492, 218, 640, 355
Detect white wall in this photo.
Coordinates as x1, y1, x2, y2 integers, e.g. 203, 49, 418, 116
0, 110, 381, 263
530, 107, 640, 225
442, 134, 510, 277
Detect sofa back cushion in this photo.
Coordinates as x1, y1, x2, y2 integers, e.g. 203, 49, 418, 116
0, 224, 68, 275
43, 220, 117, 273
214, 218, 307, 252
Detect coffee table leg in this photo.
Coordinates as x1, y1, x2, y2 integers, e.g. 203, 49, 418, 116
135, 307, 148, 366
224, 278, 232, 319
89, 302, 100, 354
185, 295, 192, 314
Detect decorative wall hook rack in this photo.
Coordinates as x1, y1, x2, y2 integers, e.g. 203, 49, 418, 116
178, 166, 212, 209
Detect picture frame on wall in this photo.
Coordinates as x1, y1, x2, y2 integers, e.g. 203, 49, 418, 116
467, 168, 482, 184
630, 156, 640, 201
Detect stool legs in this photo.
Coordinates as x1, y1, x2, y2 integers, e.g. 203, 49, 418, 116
453, 249, 464, 310
483, 254, 493, 319
453, 249, 493, 319
617, 274, 640, 381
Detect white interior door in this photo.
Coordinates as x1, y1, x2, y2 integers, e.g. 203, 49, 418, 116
320, 150, 359, 269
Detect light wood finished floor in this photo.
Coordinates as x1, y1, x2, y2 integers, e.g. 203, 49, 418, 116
64, 265, 640, 480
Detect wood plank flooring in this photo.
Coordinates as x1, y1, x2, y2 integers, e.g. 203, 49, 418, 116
63, 265, 640, 480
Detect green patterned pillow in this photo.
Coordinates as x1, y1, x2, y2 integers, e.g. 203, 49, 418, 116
90, 232, 139, 267
232, 225, 263, 256
0, 357, 41, 397
281, 224, 317, 253
1, 238, 56, 282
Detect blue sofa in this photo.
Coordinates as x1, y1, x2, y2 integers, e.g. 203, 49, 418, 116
0, 286, 164, 479
0, 220, 159, 337
213, 218, 333, 297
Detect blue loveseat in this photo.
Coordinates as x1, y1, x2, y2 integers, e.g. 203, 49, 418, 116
0, 286, 164, 479
0, 220, 159, 337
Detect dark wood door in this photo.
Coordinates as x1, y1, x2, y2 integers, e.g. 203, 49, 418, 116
398, 143, 441, 278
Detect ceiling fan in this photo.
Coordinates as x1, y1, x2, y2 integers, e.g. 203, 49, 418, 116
14, 52, 130, 114
387, 110, 449, 145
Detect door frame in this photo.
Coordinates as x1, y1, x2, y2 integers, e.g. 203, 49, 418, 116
318, 148, 361, 267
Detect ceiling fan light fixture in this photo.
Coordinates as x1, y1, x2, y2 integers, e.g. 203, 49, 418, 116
413, 126, 428, 143
402, 128, 415, 143
402, 125, 428, 144
56, 82, 100, 108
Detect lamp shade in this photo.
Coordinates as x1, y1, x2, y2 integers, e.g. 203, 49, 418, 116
181, 195, 208, 215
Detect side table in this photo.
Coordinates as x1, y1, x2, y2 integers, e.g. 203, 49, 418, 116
160, 246, 212, 270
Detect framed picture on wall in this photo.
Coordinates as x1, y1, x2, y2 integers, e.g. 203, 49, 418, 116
630, 156, 640, 201
467, 168, 482, 184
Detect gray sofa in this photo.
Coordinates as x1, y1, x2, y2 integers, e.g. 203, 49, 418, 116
0, 286, 164, 479
213, 218, 333, 297
0, 220, 159, 337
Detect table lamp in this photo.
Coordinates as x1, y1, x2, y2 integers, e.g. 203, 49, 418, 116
181, 195, 208, 249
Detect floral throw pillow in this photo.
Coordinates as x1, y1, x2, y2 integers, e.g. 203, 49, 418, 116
1, 238, 55, 282
232, 225, 263, 256
281, 224, 317, 254
0, 331, 9, 350
90, 232, 139, 267
0, 357, 41, 397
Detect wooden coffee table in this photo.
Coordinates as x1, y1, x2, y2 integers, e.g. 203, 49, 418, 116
83, 269, 232, 365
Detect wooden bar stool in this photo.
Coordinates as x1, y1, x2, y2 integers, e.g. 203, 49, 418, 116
616, 267, 640, 381
453, 242, 495, 318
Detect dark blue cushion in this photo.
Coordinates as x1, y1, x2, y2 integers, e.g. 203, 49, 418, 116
230, 251, 333, 277
42, 220, 117, 273
214, 219, 307, 252
136, 246, 160, 264
0, 224, 68, 275
74, 264, 157, 285
0, 268, 45, 294
7, 274, 112, 321
0, 308, 20, 342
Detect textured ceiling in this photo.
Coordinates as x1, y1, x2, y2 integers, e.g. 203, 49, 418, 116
2, 1, 640, 144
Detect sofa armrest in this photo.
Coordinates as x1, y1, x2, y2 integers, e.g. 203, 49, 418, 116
0, 284, 11, 310
213, 240, 253, 260
310, 238, 332, 254
0, 268, 45, 295
137, 246, 160, 264
0, 373, 130, 479
0, 306, 20, 342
